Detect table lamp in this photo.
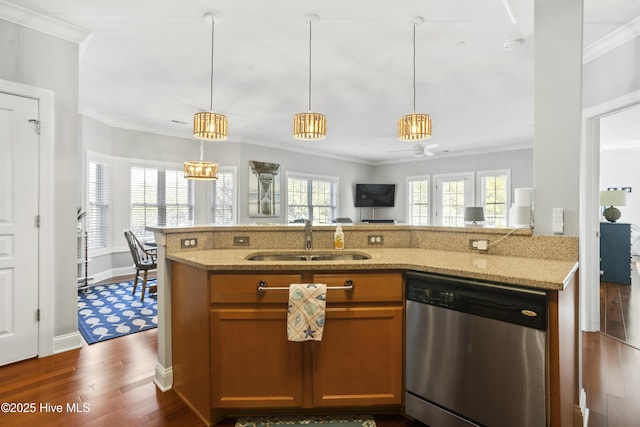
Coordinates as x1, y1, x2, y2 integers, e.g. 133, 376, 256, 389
464, 207, 485, 226
599, 190, 626, 222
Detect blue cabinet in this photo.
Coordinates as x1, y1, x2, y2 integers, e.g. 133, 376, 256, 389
600, 222, 631, 285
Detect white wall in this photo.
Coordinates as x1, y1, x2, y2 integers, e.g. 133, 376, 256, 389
583, 37, 640, 110
600, 149, 640, 226
533, 0, 583, 236
0, 20, 80, 338
370, 149, 533, 223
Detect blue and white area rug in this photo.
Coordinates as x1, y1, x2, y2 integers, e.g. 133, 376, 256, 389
77, 281, 157, 344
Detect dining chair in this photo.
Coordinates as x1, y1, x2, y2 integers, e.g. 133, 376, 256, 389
124, 230, 157, 301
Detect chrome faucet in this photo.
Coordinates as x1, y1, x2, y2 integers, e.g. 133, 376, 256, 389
304, 220, 312, 250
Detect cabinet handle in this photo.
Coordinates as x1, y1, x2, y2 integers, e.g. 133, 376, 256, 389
257, 280, 355, 292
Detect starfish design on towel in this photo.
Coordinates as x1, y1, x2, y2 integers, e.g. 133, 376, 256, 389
303, 326, 316, 339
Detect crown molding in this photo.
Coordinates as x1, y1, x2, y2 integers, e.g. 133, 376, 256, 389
583, 16, 640, 64
0, 0, 91, 43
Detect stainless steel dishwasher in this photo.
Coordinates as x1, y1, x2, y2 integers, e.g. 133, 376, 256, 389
405, 271, 547, 427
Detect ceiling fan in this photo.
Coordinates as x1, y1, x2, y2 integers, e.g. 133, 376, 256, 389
389, 143, 439, 157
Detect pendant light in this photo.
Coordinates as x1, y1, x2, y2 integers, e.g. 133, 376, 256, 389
398, 17, 432, 141
193, 13, 228, 140
293, 14, 326, 140
184, 139, 219, 180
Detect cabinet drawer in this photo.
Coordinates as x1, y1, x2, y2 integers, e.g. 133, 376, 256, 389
313, 273, 403, 304
210, 274, 302, 304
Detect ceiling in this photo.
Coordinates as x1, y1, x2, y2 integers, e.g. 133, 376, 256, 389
4, 0, 640, 164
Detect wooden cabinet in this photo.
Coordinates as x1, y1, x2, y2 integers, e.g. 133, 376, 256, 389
210, 272, 403, 411
600, 222, 631, 285
311, 273, 403, 407
171, 265, 403, 424
210, 274, 304, 409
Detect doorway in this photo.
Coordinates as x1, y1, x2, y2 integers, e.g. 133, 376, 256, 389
0, 92, 39, 365
581, 90, 640, 332
0, 79, 56, 361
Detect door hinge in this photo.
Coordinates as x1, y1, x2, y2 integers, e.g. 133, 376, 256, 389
28, 119, 41, 134
35, 215, 40, 228
36, 309, 40, 322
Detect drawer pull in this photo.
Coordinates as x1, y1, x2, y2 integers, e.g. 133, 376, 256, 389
257, 280, 354, 292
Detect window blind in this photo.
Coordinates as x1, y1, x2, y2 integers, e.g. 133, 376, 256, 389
87, 161, 109, 249
130, 166, 194, 239
211, 170, 235, 225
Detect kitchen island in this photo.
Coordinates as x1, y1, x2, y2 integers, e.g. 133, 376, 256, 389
150, 225, 581, 426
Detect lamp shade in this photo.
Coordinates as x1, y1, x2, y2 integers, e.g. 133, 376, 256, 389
599, 190, 626, 207
293, 112, 327, 140
464, 207, 485, 223
184, 160, 218, 180
194, 111, 228, 140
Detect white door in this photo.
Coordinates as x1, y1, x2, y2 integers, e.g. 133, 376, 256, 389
0, 93, 39, 366
434, 173, 474, 226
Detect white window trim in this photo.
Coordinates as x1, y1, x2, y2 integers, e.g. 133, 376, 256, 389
406, 175, 431, 225
433, 172, 475, 226
477, 169, 511, 227
129, 162, 195, 237
208, 165, 238, 225
286, 171, 340, 223
86, 151, 112, 257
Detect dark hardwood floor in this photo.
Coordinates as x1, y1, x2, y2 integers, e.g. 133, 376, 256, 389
0, 324, 411, 426
600, 261, 640, 349
588, 260, 640, 426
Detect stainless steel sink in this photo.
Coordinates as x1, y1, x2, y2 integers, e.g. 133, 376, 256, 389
245, 254, 309, 261
308, 254, 370, 261
246, 252, 371, 261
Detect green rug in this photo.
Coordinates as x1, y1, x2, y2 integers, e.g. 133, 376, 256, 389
235, 415, 376, 427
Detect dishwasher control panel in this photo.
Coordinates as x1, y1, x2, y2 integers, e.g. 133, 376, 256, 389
405, 271, 548, 330
407, 287, 456, 307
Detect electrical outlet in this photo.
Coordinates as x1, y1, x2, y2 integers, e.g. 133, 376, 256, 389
368, 235, 384, 246
233, 236, 250, 246
181, 238, 198, 249
469, 239, 489, 251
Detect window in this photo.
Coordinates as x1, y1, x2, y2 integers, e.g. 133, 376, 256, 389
479, 170, 510, 227
130, 166, 194, 239
87, 161, 109, 250
211, 169, 236, 225
407, 177, 430, 225
287, 174, 338, 223
435, 173, 474, 226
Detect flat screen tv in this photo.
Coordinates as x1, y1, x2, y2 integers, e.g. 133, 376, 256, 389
355, 184, 396, 207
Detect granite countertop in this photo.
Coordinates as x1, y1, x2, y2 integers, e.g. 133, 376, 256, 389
166, 248, 578, 291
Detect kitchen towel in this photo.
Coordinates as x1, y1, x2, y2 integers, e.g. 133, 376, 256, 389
287, 283, 327, 342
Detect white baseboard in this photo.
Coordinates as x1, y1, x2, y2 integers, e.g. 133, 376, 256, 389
89, 267, 138, 285
154, 363, 173, 391
52, 331, 83, 354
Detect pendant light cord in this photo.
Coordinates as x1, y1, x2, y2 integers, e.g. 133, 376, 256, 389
412, 23, 416, 112
199, 139, 204, 161
209, 19, 215, 112
307, 20, 313, 111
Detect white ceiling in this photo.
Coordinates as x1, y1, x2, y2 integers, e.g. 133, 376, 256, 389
4, 0, 640, 163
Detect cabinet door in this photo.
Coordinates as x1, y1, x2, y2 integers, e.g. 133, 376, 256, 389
600, 222, 631, 285
311, 306, 403, 407
210, 308, 303, 408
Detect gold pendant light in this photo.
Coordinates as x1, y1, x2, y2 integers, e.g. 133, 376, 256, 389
293, 14, 326, 140
184, 139, 219, 180
193, 13, 228, 141
398, 17, 432, 141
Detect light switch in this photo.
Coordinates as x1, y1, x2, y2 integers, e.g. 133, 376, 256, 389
552, 208, 564, 235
